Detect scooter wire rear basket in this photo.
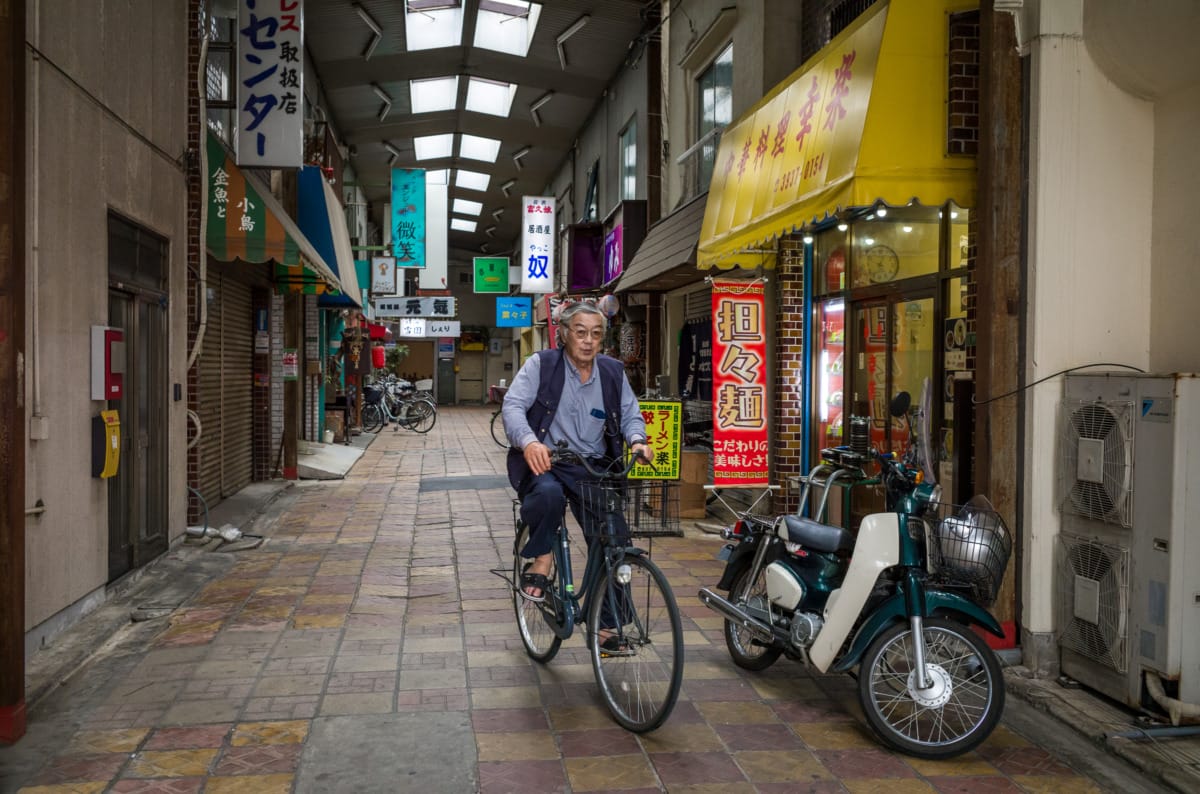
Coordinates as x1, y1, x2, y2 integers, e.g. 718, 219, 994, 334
579, 480, 682, 539
926, 502, 1012, 607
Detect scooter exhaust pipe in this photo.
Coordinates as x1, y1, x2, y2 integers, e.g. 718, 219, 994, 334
698, 588, 776, 644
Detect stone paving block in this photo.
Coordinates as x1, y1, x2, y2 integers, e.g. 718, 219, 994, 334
142, 725, 232, 751
161, 698, 244, 725
203, 773, 294, 793
109, 778, 206, 793
475, 731, 559, 761
125, 749, 219, 778
469, 686, 542, 710
398, 667, 466, 690
565, 754, 660, 791
318, 693, 394, 715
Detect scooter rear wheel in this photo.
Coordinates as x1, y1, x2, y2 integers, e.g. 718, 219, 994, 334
858, 617, 1004, 759
723, 565, 783, 671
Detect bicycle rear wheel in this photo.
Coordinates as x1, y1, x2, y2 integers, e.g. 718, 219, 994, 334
588, 553, 683, 733
513, 524, 563, 663
361, 403, 384, 433
399, 398, 437, 433
490, 411, 510, 448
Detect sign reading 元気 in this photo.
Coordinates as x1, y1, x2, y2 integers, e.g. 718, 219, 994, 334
236, 0, 304, 168
711, 279, 768, 486
520, 196, 556, 293
629, 401, 682, 481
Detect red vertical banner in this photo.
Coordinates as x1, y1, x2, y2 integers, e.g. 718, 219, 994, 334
711, 279, 769, 486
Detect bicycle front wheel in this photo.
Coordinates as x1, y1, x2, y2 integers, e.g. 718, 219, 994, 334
513, 524, 563, 663
490, 411, 510, 448
398, 398, 437, 433
588, 553, 683, 733
361, 403, 384, 433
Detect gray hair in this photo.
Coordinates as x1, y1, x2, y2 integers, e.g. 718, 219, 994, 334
558, 301, 607, 330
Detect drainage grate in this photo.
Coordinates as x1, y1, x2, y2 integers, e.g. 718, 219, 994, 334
419, 475, 511, 493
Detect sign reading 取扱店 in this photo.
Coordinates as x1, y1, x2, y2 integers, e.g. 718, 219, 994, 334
391, 169, 427, 268
521, 197, 556, 293
711, 279, 768, 486
236, 0, 304, 168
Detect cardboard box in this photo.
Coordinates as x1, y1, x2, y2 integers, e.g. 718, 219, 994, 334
679, 450, 710, 518
324, 410, 346, 443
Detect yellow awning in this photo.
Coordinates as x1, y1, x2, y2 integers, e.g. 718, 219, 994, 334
698, 0, 976, 269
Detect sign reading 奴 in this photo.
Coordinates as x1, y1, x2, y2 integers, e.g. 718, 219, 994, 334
520, 197, 556, 293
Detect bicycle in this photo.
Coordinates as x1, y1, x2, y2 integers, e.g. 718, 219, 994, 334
490, 409, 509, 448
500, 444, 685, 732
362, 381, 437, 434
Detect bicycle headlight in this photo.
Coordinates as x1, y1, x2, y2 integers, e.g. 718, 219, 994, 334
616, 564, 632, 584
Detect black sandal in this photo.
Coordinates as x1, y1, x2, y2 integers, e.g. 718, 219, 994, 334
598, 633, 636, 657
519, 570, 551, 603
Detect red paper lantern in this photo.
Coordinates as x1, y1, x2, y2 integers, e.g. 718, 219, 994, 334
371, 344, 386, 369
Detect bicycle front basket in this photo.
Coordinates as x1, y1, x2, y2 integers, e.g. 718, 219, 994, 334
579, 480, 682, 539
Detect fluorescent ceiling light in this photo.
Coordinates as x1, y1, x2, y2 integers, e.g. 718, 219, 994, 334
404, 2, 464, 51
485, 226, 497, 237
555, 14, 589, 69
480, 242, 490, 253
465, 77, 517, 118
511, 145, 531, 169
372, 83, 393, 121
491, 207, 505, 220
474, 1, 542, 57
500, 179, 516, 197
455, 169, 491, 192
384, 140, 402, 166
530, 91, 553, 126
410, 76, 459, 113
460, 134, 501, 163
453, 198, 483, 216
354, 3, 383, 59
413, 133, 454, 160
450, 218, 477, 232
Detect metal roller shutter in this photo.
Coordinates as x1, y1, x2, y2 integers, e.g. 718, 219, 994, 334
197, 270, 223, 506
220, 273, 254, 496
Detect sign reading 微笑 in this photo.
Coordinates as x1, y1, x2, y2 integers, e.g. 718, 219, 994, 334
711, 279, 768, 486
474, 257, 510, 294
391, 169, 427, 268
496, 297, 532, 328
629, 401, 682, 480
521, 197, 556, 293
236, 0, 304, 168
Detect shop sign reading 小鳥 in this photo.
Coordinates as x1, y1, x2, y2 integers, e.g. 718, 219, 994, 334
711, 280, 768, 485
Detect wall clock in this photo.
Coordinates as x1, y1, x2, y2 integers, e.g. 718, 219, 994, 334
865, 244, 900, 283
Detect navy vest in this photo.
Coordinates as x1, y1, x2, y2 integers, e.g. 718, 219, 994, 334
506, 348, 627, 491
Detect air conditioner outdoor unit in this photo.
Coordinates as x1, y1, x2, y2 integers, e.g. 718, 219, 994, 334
1056, 373, 1200, 710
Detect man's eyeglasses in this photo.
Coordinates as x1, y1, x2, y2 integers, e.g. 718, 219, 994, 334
567, 326, 605, 341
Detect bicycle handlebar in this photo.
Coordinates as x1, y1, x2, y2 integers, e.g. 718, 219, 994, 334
548, 441, 654, 479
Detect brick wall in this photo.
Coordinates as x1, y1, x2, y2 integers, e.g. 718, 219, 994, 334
774, 235, 807, 514
948, 10, 981, 156
964, 220, 979, 490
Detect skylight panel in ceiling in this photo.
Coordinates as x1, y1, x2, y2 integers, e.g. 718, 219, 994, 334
453, 198, 483, 216
459, 134, 501, 163
425, 169, 449, 184
414, 134, 455, 161
474, 1, 542, 57
450, 218, 477, 232
455, 170, 491, 192
405, 1, 464, 51
465, 77, 517, 118
410, 76, 459, 113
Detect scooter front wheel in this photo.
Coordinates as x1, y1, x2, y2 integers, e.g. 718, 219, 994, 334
723, 565, 782, 671
858, 617, 1004, 759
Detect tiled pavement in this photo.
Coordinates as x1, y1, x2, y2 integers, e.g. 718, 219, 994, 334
0, 407, 1145, 793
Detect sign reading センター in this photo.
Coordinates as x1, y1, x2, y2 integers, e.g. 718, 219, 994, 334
711, 279, 768, 486
236, 0, 304, 168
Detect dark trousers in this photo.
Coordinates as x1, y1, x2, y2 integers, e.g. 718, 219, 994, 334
518, 462, 631, 630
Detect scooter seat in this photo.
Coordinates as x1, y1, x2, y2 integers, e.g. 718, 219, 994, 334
781, 515, 854, 554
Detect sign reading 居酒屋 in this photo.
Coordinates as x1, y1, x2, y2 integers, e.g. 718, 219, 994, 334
521, 197, 556, 293
391, 168, 427, 268
711, 279, 768, 486
236, 0, 304, 168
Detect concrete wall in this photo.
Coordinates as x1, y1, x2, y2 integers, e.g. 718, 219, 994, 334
1022, 0, 1154, 636
23, 1, 189, 633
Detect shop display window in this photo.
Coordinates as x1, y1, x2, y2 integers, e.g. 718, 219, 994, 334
849, 206, 940, 289
814, 227, 849, 296
814, 299, 845, 448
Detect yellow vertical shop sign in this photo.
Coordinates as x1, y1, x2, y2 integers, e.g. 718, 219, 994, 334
629, 401, 682, 480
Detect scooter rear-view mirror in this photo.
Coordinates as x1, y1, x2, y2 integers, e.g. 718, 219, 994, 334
889, 391, 911, 418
